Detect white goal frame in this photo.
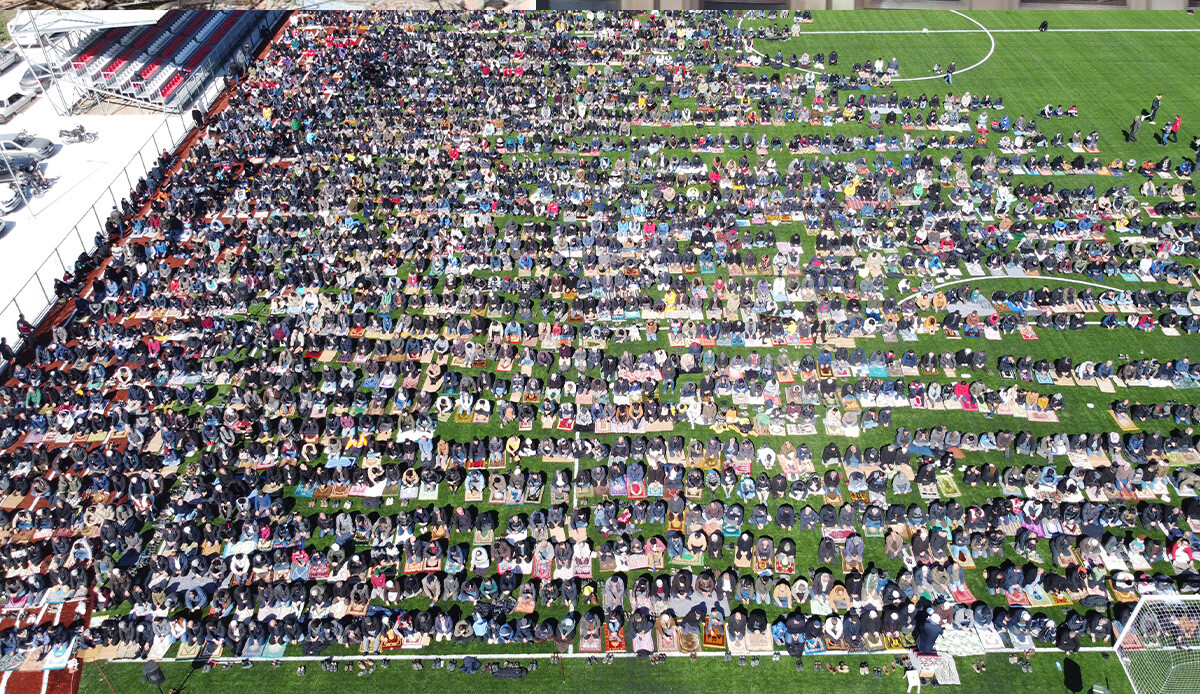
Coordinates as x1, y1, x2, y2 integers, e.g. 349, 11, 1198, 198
1115, 595, 1200, 694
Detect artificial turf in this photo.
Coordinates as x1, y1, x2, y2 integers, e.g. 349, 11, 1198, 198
77, 8, 1200, 694
81, 650, 1131, 694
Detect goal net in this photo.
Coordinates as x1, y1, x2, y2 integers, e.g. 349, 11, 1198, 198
1116, 595, 1200, 694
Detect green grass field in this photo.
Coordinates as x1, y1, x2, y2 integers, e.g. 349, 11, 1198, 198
77, 9, 1200, 694
0, 11, 12, 46
80, 650, 1129, 694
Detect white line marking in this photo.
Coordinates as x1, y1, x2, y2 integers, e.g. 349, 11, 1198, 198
743, 11, 996, 83
0, 670, 12, 694
747, 12, 1200, 84
107, 643, 1117, 664
900, 274, 1132, 304
572, 431, 580, 510
39, 671, 48, 694
911, 10, 995, 83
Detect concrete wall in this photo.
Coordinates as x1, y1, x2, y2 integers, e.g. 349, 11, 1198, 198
967, 0, 1019, 9
1118, 0, 1188, 7
868, 0, 967, 8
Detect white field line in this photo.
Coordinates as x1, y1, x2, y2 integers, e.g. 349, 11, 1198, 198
900, 274, 1132, 304
751, 12, 1200, 83
919, 10, 996, 84
110, 644, 1116, 664
572, 431, 581, 511
903, 275, 1142, 326
570, 429, 579, 657
741, 10, 997, 83
0, 671, 11, 694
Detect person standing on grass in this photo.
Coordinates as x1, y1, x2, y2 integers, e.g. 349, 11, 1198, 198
1149, 94, 1161, 123
944, 61, 955, 85
1127, 117, 1141, 143
1169, 115, 1181, 143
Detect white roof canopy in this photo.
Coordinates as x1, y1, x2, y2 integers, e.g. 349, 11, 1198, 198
6, 10, 167, 41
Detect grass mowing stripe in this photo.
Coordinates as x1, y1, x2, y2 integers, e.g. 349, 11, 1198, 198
80, 651, 1134, 694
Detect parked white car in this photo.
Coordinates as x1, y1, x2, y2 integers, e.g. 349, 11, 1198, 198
0, 131, 54, 159
0, 93, 34, 125
0, 184, 20, 214
0, 49, 18, 74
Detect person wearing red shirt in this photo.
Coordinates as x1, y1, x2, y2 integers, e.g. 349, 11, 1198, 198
16, 314, 32, 333
1162, 115, 1181, 146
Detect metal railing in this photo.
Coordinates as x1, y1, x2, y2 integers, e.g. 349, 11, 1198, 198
0, 103, 201, 351
0, 15, 279, 364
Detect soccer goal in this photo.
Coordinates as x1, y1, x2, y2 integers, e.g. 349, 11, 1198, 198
1115, 595, 1200, 694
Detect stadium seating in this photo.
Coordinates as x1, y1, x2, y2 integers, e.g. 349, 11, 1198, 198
62, 10, 263, 108
70, 28, 124, 72
99, 27, 150, 83
158, 72, 187, 101
135, 18, 197, 86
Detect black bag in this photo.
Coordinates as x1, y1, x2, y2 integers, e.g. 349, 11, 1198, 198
492, 666, 528, 680
460, 656, 482, 674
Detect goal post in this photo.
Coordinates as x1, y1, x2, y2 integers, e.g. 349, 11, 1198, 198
1115, 595, 1200, 694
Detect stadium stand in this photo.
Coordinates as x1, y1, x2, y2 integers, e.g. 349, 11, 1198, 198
63, 10, 260, 111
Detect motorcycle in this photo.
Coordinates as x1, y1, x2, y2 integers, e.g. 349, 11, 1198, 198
58, 125, 97, 144
17, 171, 50, 198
